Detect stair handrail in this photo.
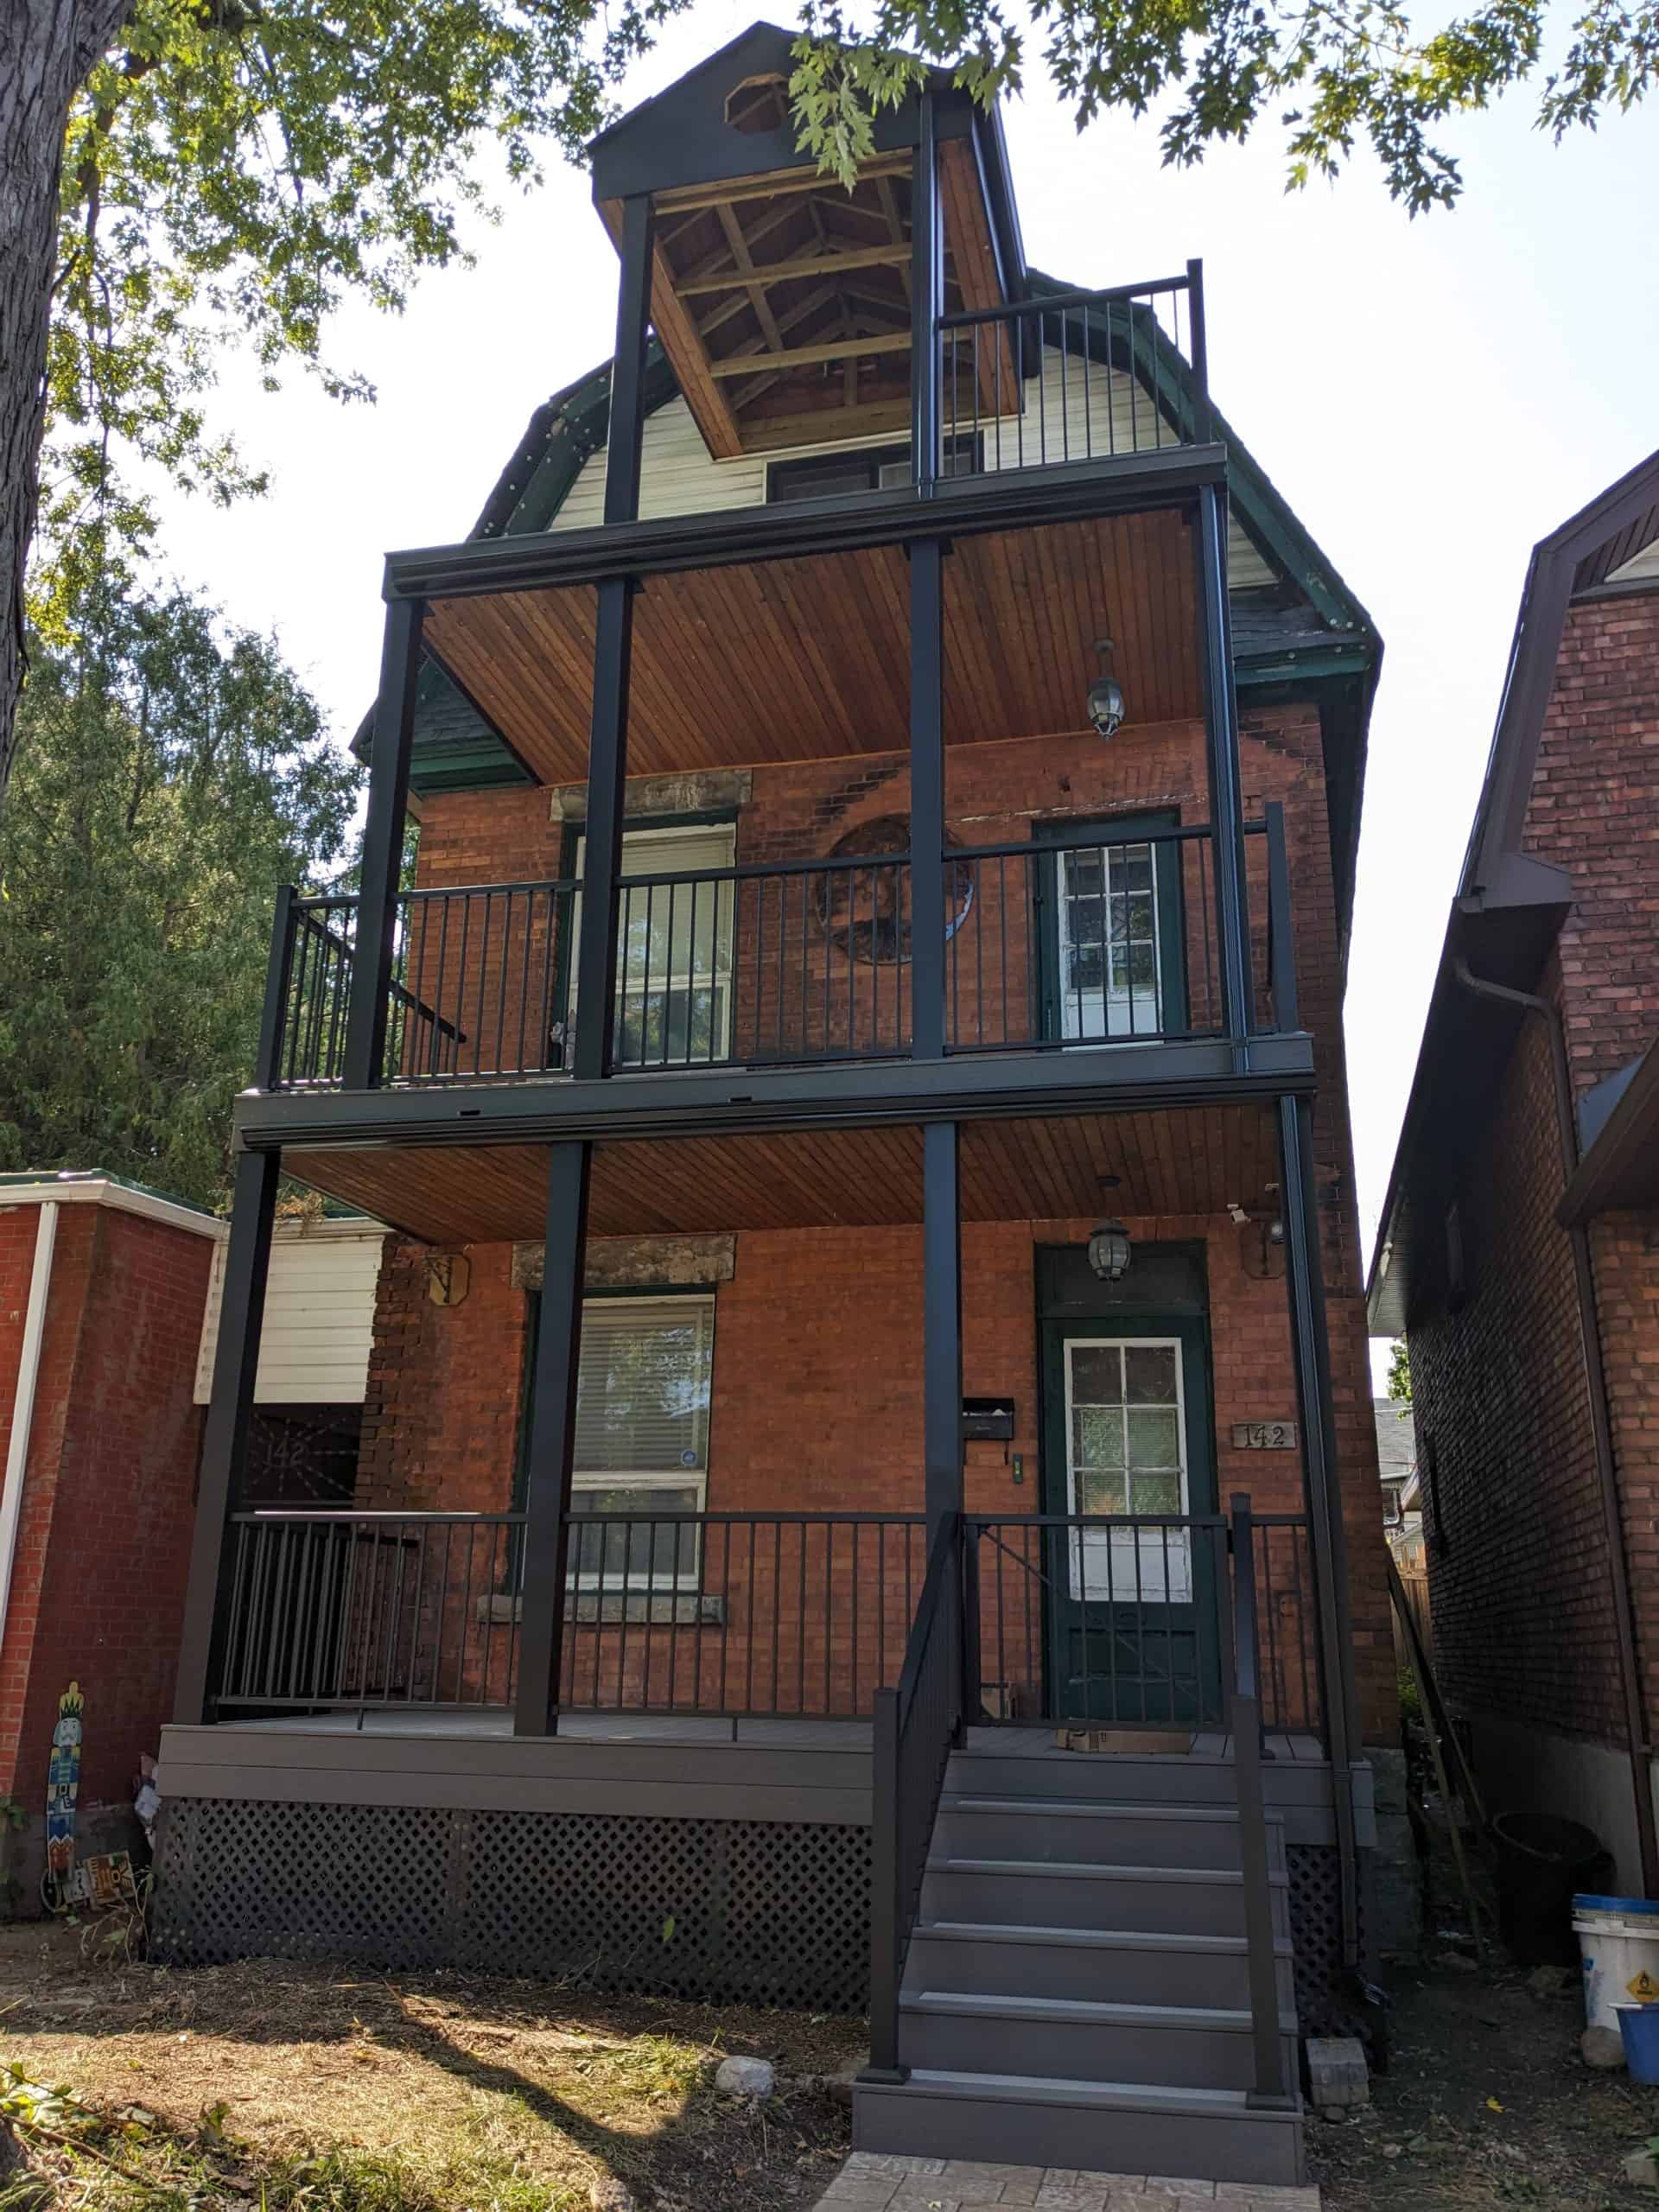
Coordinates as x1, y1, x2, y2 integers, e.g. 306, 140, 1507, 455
1230, 1491, 1296, 2109
865, 1510, 964, 2083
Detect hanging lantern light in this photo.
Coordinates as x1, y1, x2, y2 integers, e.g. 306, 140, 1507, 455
1086, 1180, 1131, 1283
1087, 635, 1127, 740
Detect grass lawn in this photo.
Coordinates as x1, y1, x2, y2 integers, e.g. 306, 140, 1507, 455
0, 1924, 861, 2209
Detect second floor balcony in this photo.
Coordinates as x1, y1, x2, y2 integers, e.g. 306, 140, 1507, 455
262, 806, 1301, 1098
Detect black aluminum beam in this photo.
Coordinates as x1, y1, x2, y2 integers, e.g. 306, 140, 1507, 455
236, 1033, 1318, 1159
514, 1141, 593, 1736
382, 444, 1230, 605
1196, 483, 1253, 1051
343, 598, 424, 1090
923, 1121, 963, 1535
1276, 1091, 1362, 1967
571, 577, 636, 1081
911, 92, 942, 493
174, 1147, 281, 1724
603, 194, 654, 530
909, 537, 947, 1058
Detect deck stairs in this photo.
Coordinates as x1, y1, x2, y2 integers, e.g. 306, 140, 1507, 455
854, 1742, 1305, 2187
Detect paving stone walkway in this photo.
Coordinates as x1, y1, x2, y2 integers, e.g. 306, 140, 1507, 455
812, 2153, 1321, 2212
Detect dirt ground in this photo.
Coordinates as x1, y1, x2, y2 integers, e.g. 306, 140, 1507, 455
0, 1923, 865, 2209
1309, 1954, 1659, 2212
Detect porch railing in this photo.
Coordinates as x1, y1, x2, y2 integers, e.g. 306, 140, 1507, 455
559, 1511, 926, 1720
213, 1508, 927, 1726
216, 1510, 525, 1715
868, 1512, 964, 2079
963, 1510, 1320, 1737
937, 266, 1208, 483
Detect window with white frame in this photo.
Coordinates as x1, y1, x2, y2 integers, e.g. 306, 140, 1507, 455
570, 822, 737, 1068
567, 1294, 715, 1587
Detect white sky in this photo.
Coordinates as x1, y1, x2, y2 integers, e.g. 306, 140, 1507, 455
144, 5, 1659, 1384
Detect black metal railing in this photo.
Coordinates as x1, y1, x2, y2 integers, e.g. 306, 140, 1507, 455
1229, 1492, 1295, 2107
963, 1510, 1319, 1736
868, 1512, 964, 2080
612, 851, 911, 1070
216, 1510, 525, 1717
945, 824, 1224, 1051
558, 1510, 926, 1720
937, 265, 1207, 482
391, 879, 574, 1082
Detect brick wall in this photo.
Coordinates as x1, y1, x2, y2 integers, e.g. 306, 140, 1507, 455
1407, 584, 1659, 1749
368, 701, 1393, 1738
1524, 592, 1659, 1092
0, 1200, 214, 1821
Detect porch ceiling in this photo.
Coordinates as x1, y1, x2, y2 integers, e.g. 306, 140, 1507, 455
286, 1103, 1278, 1245
421, 506, 1201, 788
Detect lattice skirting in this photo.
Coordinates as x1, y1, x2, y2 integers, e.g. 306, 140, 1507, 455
1287, 1841, 1370, 2039
152, 1798, 872, 2012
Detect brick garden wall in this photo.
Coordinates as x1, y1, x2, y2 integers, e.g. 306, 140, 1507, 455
363, 703, 1394, 1738
0, 1202, 215, 1821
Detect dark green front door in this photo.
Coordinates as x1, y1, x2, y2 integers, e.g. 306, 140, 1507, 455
1039, 1310, 1221, 1726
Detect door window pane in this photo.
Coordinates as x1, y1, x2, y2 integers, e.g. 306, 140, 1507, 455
1054, 836, 1166, 1041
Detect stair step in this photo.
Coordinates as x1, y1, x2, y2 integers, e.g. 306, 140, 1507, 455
855, 2066, 1304, 2186
906, 1918, 1293, 2007
923, 1856, 1289, 1938
934, 1795, 1282, 1870
949, 1751, 1260, 1804
897, 1988, 1299, 2092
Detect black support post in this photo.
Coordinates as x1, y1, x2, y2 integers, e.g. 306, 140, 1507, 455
1194, 484, 1253, 1050
1276, 1091, 1362, 1965
342, 597, 423, 1091
173, 1147, 282, 1723
910, 92, 942, 492
514, 1141, 593, 1737
570, 192, 655, 1084
923, 1120, 963, 1539
909, 537, 947, 1058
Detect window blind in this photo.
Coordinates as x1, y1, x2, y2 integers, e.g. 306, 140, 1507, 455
573, 1297, 713, 1476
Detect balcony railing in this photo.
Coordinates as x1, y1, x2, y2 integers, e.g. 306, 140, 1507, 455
264, 807, 1297, 1092
937, 269, 1208, 484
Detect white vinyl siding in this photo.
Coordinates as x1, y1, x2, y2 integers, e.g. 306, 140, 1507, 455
551, 348, 1278, 591
194, 1223, 386, 1406
1609, 534, 1659, 585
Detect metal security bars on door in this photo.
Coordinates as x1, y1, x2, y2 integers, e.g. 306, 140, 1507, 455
936, 269, 1208, 481
559, 1511, 926, 1721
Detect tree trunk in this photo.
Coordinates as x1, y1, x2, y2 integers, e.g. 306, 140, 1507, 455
0, 1, 128, 808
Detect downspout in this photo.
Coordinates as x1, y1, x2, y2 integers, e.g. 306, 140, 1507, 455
0, 1202, 59, 1662
1450, 958, 1659, 1897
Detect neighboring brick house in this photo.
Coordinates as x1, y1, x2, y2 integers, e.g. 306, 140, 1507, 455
1369, 450, 1659, 1896
0, 1175, 221, 1894
161, 25, 1397, 2184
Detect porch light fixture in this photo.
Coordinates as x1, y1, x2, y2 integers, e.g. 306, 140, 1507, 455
1086, 636, 1127, 740
1086, 1179, 1132, 1283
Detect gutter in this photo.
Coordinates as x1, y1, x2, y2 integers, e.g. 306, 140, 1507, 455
1450, 957, 1659, 1897
0, 1204, 58, 1665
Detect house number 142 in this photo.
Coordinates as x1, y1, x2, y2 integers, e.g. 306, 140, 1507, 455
1231, 1421, 1299, 1450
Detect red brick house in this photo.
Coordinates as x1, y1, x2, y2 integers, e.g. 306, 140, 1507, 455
0, 1175, 220, 1894
158, 25, 1393, 2186
1368, 450, 1659, 1897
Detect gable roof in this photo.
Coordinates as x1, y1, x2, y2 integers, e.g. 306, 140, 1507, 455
1367, 448, 1659, 1338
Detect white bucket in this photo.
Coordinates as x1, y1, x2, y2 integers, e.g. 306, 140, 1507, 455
1573, 1895, 1659, 2034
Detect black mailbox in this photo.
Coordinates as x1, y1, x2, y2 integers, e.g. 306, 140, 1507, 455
962, 1397, 1016, 1442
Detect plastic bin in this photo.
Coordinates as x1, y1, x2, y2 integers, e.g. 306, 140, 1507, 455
1617, 2003, 1659, 2083
1575, 1895, 1659, 2037
1491, 1810, 1612, 1967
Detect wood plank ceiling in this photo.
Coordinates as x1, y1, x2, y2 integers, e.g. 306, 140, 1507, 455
290, 1104, 1277, 1246
598, 135, 1011, 459
423, 506, 1201, 786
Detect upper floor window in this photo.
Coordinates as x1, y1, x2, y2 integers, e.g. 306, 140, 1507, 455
569, 821, 737, 1069
766, 436, 982, 504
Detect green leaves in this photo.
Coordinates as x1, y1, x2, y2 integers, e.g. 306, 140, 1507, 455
0, 578, 359, 1208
